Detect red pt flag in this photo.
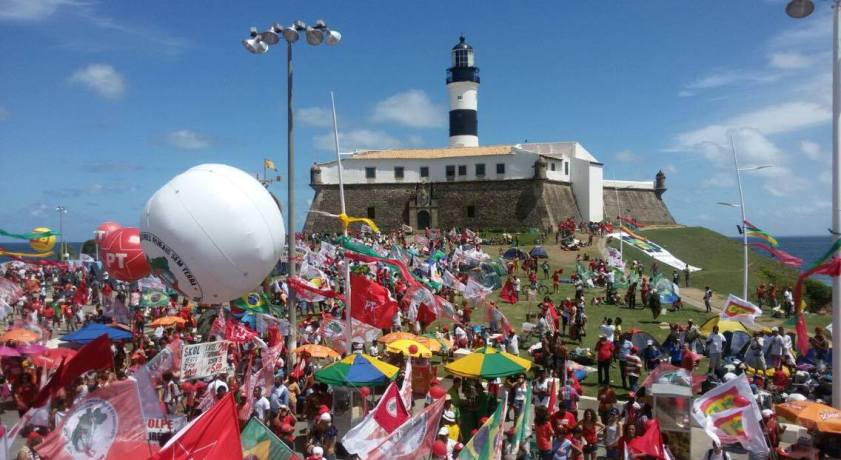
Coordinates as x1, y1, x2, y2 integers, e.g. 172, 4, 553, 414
351, 274, 398, 329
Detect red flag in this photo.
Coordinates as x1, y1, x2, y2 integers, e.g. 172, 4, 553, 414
372, 380, 411, 433
351, 274, 398, 329
37, 379, 153, 460
33, 334, 113, 407
153, 392, 242, 460
628, 419, 668, 460
500, 280, 517, 304
225, 321, 257, 344
547, 378, 558, 413
73, 279, 88, 306
796, 312, 809, 356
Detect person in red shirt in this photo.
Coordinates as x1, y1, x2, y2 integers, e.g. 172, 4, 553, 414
680, 343, 697, 371
551, 405, 577, 437
595, 336, 614, 386
534, 407, 555, 460
618, 423, 637, 459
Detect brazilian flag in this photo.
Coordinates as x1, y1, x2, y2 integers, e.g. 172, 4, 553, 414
232, 292, 270, 314
140, 289, 169, 308
241, 417, 299, 460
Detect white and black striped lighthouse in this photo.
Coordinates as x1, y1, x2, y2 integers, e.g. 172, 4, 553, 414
447, 36, 479, 147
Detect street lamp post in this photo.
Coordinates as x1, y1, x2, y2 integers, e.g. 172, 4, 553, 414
243, 20, 341, 368
785, 0, 841, 409
56, 206, 67, 260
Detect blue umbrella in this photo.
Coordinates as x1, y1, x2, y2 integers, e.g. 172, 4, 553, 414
61, 323, 133, 344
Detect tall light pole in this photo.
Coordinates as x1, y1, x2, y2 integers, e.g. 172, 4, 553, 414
55, 206, 67, 260
785, 0, 841, 409
243, 20, 341, 367
718, 141, 773, 302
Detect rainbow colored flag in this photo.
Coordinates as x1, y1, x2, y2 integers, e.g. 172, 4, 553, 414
720, 294, 762, 327
459, 393, 508, 460
742, 220, 778, 247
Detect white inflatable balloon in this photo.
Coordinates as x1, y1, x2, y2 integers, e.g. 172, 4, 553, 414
140, 164, 285, 302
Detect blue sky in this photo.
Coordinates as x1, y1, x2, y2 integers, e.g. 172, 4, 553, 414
0, 0, 833, 242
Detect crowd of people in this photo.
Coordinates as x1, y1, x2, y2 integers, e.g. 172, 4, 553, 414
0, 218, 835, 459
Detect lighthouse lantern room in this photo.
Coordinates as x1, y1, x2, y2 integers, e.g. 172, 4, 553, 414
447, 36, 480, 147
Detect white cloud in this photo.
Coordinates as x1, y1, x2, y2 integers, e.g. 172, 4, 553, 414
0, 105, 8, 121
614, 150, 638, 162
314, 129, 401, 151
407, 135, 424, 146
0, 0, 79, 20
677, 90, 694, 97
297, 107, 333, 128
819, 171, 832, 184
69, 64, 125, 99
762, 169, 809, 197
800, 140, 823, 160
788, 199, 831, 216
28, 203, 50, 218
164, 129, 212, 150
372, 90, 445, 128
662, 164, 678, 174
702, 172, 735, 188
684, 70, 780, 90
769, 52, 813, 69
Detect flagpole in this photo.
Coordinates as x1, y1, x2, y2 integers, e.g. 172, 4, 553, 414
731, 136, 749, 301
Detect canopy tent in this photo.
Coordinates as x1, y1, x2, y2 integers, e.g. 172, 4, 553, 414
639, 363, 703, 393
444, 346, 533, 379
61, 323, 133, 344
529, 246, 549, 259
625, 330, 660, 353
698, 316, 753, 335
314, 353, 399, 387
502, 248, 526, 260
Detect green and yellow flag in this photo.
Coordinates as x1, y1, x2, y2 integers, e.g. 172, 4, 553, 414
241, 417, 299, 460
232, 292, 270, 314
459, 393, 508, 459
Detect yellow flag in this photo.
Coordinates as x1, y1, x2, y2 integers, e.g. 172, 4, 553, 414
264, 159, 277, 171
338, 213, 380, 233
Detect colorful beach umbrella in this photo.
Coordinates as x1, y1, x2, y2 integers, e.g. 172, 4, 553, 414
0, 346, 20, 357
776, 400, 841, 433
292, 344, 340, 359
419, 334, 452, 353
150, 316, 187, 327
0, 328, 39, 344
386, 339, 432, 358
314, 353, 399, 387
377, 331, 420, 344
444, 346, 533, 379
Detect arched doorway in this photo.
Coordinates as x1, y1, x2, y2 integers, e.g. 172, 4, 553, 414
417, 210, 431, 230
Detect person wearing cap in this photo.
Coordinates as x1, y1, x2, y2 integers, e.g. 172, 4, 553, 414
442, 406, 461, 442
431, 439, 449, 460
617, 334, 634, 389
307, 411, 336, 459
277, 422, 296, 450
305, 445, 324, 460
762, 408, 785, 450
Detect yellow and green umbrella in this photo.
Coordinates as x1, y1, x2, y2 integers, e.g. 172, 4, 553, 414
314, 353, 399, 387
386, 339, 432, 358
444, 346, 533, 379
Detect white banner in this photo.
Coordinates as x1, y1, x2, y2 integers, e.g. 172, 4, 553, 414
180, 340, 229, 380
146, 416, 187, 443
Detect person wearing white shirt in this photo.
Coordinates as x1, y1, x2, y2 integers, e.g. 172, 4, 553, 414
599, 318, 615, 343
252, 386, 271, 422
208, 376, 229, 395
705, 325, 726, 373
506, 331, 519, 355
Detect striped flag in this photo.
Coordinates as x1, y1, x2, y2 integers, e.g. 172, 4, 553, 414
263, 159, 277, 171
742, 220, 778, 247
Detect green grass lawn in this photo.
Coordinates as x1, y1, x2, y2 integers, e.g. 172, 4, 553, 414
428, 226, 831, 397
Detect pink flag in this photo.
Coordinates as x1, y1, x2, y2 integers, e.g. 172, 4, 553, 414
399, 360, 413, 411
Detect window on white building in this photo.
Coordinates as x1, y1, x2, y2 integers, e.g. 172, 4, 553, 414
476, 164, 485, 176
564, 161, 569, 175
446, 165, 455, 177
458, 165, 467, 176
550, 162, 556, 171
365, 167, 376, 179
394, 166, 404, 179
496, 163, 505, 175
420, 166, 429, 178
